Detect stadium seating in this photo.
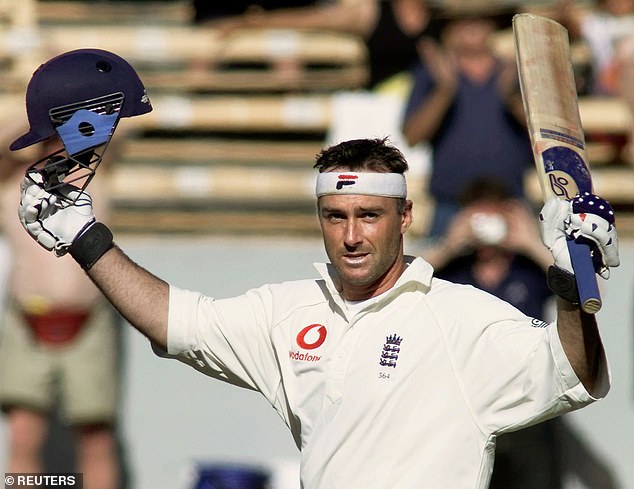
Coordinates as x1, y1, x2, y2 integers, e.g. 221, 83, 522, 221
1, 0, 632, 236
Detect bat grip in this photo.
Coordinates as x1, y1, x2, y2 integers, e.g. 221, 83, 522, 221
566, 240, 602, 313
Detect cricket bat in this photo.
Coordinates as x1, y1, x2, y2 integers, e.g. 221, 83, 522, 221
513, 13, 601, 313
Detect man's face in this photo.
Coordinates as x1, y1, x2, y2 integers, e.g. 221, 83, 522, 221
443, 18, 495, 54
318, 193, 412, 300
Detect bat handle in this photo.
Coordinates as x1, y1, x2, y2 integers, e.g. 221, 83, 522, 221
566, 240, 602, 314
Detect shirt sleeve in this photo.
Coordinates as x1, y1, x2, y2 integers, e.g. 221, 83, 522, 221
167, 284, 282, 402
432, 283, 610, 435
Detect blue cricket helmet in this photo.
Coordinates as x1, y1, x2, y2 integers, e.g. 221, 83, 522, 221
10, 48, 152, 151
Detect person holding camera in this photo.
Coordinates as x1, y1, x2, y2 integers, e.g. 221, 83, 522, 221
421, 179, 553, 318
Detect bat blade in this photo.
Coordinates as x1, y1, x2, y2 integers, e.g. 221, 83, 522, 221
513, 13, 601, 313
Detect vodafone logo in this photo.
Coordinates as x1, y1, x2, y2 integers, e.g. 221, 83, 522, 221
296, 324, 327, 350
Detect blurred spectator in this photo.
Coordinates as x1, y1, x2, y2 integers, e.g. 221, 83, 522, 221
420, 178, 617, 489
401, 1, 533, 239
557, 0, 634, 96
422, 179, 553, 317
617, 32, 634, 164
0, 128, 124, 489
199, 0, 434, 90
557, 0, 634, 166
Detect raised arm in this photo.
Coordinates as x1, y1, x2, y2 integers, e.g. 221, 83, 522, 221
402, 39, 458, 146
88, 245, 169, 349
539, 195, 619, 392
555, 298, 602, 392
18, 173, 170, 349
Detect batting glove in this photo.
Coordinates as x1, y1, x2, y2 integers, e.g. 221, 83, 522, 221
540, 193, 619, 279
19, 171, 95, 256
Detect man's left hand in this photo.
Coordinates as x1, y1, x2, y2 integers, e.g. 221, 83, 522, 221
540, 192, 620, 279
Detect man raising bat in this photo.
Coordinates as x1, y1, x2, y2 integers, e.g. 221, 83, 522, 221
514, 13, 619, 313
13, 53, 620, 489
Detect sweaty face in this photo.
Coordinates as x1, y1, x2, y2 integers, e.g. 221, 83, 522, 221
318, 194, 412, 300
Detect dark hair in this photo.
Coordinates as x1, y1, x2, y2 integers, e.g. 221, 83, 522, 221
314, 137, 409, 174
459, 178, 512, 206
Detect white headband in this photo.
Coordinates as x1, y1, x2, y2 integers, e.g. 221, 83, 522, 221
315, 172, 407, 198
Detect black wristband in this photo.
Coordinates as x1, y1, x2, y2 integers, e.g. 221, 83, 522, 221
547, 265, 579, 304
69, 222, 114, 270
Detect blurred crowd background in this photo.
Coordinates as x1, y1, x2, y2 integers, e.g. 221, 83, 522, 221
0, 1, 632, 489
0, 0, 633, 239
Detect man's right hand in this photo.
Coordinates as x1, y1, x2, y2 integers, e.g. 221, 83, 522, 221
19, 171, 95, 256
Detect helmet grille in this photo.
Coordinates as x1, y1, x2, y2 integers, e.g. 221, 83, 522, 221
48, 92, 125, 126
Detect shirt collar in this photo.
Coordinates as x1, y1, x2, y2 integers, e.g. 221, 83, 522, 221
313, 256, 434, 303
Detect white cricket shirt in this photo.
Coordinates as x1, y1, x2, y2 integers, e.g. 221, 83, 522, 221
166, 257, 609, 489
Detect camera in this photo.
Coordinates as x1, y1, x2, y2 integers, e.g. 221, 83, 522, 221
470, 212, 507, 245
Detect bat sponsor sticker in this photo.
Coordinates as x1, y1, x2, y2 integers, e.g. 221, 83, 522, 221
541, 146, 592, 199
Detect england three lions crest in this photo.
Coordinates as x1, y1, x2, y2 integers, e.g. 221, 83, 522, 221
379, 334, 402, 368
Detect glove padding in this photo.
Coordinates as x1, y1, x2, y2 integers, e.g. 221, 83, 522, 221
19, 171, 95, 256
540, 192, 619, 279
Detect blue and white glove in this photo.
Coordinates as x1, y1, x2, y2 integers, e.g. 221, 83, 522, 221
540, 192, 619, 279
19, 171, 95, 256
